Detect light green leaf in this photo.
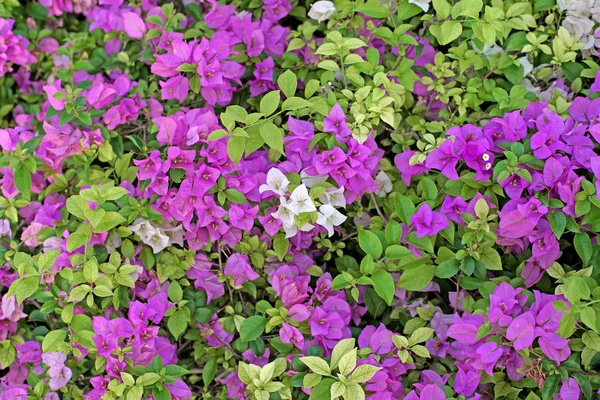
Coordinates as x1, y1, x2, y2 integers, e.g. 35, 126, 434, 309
398, 265, 436, 291
260, 122, 284, 153
273, 233, 289, 261
42, 330, 68, 353
277, 70, 297, 98
355, 0, 390, 18
260, 91, 281, 116
300, 356, 331, 375
330, 338, 356, 370
430, 21, 462, 45
331, 382, 346, 399
349, 364, 380, 383
338, 348, 357, 376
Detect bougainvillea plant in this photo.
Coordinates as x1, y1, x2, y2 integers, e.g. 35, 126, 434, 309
2, 0, 600, 399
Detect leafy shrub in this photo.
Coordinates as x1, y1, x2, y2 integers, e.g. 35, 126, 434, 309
0, 0, 599, 400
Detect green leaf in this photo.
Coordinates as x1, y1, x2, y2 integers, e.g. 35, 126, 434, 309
168, 281, 183, 303
358, 230, 382, 259
330, 338, 355, 370
224, 189, 248, 204
260, 91, 281, 117
202, 357, 218, 387
309, 378, 335, 400
281, 97, 312, 111
549, 212, 566, 239
93, 212, 126, 233
479, 247, 502, 271
355, 0, 390, 18
574, 232, 593, 265
300, 356, 331, 375
42, 330, 68, 353
66, 196, 90, 220
277, 70, 297, 98
385, 220, 402, 244
385, 245, 411, 260
273, 233, 289, 261
430, 21, 462, 45
409, 327, 434, 345
582, 331, 600, 351
260, 122, 284, 153
432, 0, 451, 19
167, 308, 189, 340
14, 166, 32, 199
394, 195, 415, 225
398, 265, 436, 291
7, 276, 40, 305
239, 315, 267, 342
372, 270, 395, 306
0, 340, 16, 369
348, 364, 380, 383
227, 136, 245, 165
542, 374, 560, 400
330, 382, 346, 398
337, 348, 357, 375
136, 372, 162, 386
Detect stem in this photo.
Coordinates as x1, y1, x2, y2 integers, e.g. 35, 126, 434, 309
370, 193, 389, 224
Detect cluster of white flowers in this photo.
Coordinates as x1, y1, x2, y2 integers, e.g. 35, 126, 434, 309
260, 168, 348, 238
558, 0, 600, 49
129, 218, 184, 254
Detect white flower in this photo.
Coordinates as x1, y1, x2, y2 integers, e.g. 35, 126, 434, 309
272, 200, 297, 226
129, 218, 155, 242
316, 204, 347, 237
106, 233, 122, 253
517, 57, 533, 78
308, 1, 336, 23
319, 186, 346, 208
408, 0, 431, 12
300, 170, 328, 188
145, 229, 170, 254
259, 168, 290, 196
162, 220, 185, 247
282, 222, 298, 238
129, 218, 170, 254
287, 184, 316, 215
374, 171, 393, 197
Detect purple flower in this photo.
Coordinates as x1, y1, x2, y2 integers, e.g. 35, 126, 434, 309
559, 378, 580, 400
446, 323, 479, 345
358, 324, 394, 355
454, 366, 480, 397
122, 12, 147, 39
506, 312, 535, 350
323, 104, 352, 138
224, 253, 259, 287
42, 352, 71, 390
410, 203, 449, 238
425, 138, 460, 180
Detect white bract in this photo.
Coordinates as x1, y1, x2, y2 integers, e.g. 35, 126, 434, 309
288, 184, 317, 215
146, 230, 170, 254
259, 168, 290, 196
300, 170, 328, 187
316, 204, 347, 237
272, 200, 297, 227
408, 0, 431, 12
374, 171, 393, 197
319, 186, 347, 208
308, 1, 336, 23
